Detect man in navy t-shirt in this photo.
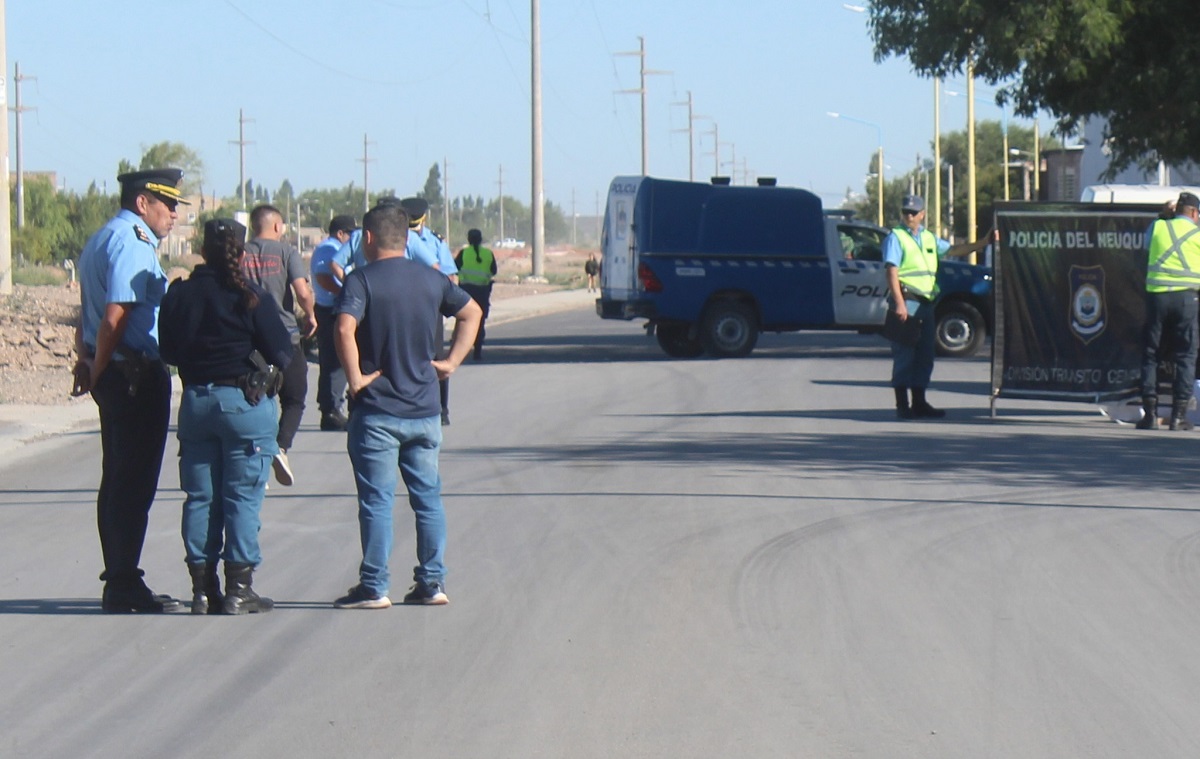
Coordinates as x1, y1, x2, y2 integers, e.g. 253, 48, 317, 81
332, 203, 481, 609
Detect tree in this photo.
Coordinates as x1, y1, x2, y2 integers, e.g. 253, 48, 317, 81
137, 141, 205, 193
867, 1, 1198, 176
420, 163, 444, 208
849, 120, 1056, 239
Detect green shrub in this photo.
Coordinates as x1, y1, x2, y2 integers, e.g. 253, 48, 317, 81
13, 265, 68, 286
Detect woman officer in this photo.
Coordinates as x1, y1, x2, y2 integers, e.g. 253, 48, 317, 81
159, 219, 293, 614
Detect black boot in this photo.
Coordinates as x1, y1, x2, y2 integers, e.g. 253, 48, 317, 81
894, 386, 914, 419
1136, 397, 1158, 429
911, 388, 946, 418
222, 562, 273, 615
1170, 401, 1193, 431
187, 562, 223, 615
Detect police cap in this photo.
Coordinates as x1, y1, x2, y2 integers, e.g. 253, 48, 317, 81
117, 168, 191, 205
203, 218, 247, 248
399, 196, 429, 227
1178, 192, 1200, 210
901, 195, 925, 213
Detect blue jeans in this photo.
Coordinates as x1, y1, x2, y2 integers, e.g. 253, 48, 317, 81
890, 297, 937, 389
346, 410, 445, 596
177, 385, 278, 565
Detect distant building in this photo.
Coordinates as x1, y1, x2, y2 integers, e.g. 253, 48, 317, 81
1074, 118, 1200, 194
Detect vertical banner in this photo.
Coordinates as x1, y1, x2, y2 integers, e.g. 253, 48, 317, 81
993, 203, 1158, 402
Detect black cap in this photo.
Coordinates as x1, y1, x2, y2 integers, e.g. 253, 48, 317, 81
1178, 192, 1200, 210
329, 214, 358, 235
118, 168, 191, 205
204, 218, 246, 247
901, 194, 925, 213
399, 197, 429, 227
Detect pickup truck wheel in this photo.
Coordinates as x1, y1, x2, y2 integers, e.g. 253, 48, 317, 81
702, 301, 759, 358
935, 301, 985, 358
655, 324, 704, 358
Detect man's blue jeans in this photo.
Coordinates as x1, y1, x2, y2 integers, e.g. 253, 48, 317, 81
346, 410, 445, 596
177, 385, 278, 565
890, 297, 937, 389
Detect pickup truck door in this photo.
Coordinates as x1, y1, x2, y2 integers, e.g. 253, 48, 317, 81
829, 222, 890, 327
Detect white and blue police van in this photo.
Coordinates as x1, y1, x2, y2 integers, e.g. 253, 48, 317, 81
596, 175, 993, 359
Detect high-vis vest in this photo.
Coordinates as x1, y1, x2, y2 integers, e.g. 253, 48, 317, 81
894, 227, 939, 299
457, 245, 495, 287
1146, 217, 1200, 292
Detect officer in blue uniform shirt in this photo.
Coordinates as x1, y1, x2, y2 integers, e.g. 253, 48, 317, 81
73, 168, 190, 613
400, 197, 459, 425
883, 194, 992, 420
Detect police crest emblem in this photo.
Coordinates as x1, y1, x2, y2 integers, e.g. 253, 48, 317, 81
1069, 265, 1106, 344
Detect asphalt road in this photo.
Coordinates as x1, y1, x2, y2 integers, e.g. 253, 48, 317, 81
4, 308, 1200, 758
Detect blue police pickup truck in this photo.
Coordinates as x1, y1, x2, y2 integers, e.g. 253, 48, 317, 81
596, 175, 993, 359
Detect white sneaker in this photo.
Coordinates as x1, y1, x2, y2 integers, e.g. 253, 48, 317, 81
272, 450, 294, 487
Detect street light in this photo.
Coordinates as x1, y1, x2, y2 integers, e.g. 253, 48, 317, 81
1009, 148, 1036, 200
828, 111, 884, 225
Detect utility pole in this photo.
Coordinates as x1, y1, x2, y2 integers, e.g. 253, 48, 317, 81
722, 143, 737, 184
707, 122, 720, 178
966, 56, 977, 255
616, 36, 669, 176
0, 1, 12, 296
531, 0, 545, 278
671, 91, 699, 182
571, 188, 577, 246
496, 165, 505, 241
358, 133, 373, 212
11, 62, 35, 229
933, 77, 941, 238
230, 108, 254, 211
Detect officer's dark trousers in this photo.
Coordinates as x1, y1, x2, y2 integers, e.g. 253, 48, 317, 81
314, 305, 346, 415
278, 343, 307, 450
1141, 289, 1199, 404
91, 362, 170, 588
890, 297, 937, 389
460, 283, 492, 354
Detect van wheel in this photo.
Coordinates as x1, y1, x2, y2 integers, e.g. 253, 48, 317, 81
655, 324, 704, 358
936, 301, 985, 358
702, 301, 758, 358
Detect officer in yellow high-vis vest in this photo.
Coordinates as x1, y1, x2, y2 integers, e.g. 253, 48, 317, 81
884, 194, 992, 419
1137, 191, 1200, 430
454, 229, 497, 361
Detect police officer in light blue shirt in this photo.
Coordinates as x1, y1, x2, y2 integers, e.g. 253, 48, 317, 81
400, 197, 459, 425
311, 214, 357, 429
73, 167, 190, 613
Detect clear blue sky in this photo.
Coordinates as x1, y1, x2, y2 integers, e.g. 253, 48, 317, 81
5, 0, 1030, 212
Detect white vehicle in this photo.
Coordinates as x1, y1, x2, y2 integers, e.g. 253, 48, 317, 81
1080, 184, 1200, 204
495, 238, 525, 249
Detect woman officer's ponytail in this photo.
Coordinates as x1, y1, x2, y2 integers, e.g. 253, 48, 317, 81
202, 218, 259, 310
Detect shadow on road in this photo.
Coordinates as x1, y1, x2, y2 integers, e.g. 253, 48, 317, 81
450, 423, 1200, 493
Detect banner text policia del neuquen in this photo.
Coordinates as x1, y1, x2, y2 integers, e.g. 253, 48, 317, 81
992, 203, 1163, 402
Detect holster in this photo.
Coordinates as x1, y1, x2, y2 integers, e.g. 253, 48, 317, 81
113, 349, 157, 397
237, 351, 283, 406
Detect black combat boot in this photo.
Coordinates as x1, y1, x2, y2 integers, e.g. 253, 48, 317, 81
895, 386, 914, 419
222, 562, 274, 615
911, 387, 946, 418
1136, 397, 1158, 429
187, 562, 223, 615
1170, 401, 1193, 431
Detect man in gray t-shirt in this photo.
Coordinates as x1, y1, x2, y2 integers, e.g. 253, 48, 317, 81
241, 204, 317, 486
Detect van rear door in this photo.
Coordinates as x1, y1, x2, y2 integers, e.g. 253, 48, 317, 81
600, 177, 642, 303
